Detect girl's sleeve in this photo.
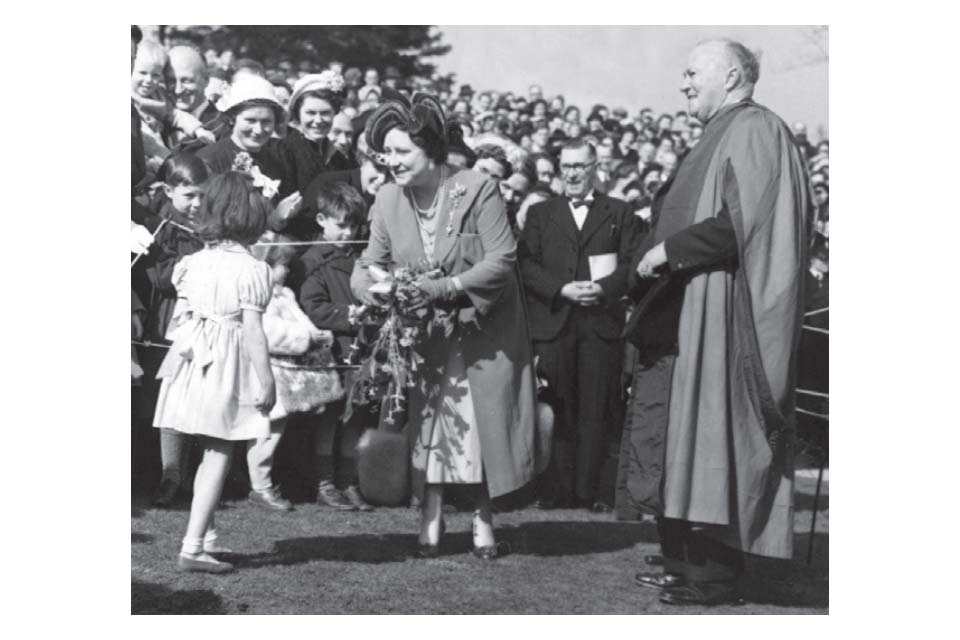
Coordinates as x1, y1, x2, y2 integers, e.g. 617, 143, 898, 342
165, 256, 194, 341
238, 259, 274, 312
171, 254, 192, 296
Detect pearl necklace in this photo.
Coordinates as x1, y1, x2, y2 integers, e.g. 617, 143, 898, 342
412, 166, 446, 221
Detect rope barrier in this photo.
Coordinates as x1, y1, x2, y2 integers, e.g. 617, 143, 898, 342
131, 341, 361, 370
796, 407, 829, 421
130, 218, 169, 268
131, 213, 370, 259
253, 240, 369, 246
132, 340, 170, 349
796, 388, 829, 399
803, 324, 829, 335
804, 307, 828, 317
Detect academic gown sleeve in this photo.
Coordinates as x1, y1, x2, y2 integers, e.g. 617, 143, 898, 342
663, 205, 738, 273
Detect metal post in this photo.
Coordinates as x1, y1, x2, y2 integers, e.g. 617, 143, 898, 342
806, 461, 825, 565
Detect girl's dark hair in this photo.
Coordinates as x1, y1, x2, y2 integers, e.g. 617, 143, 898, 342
131, 25, 143, 45
194, 172, 271, 245
289, 90, 344, 123
314, 182, 367, 228
365, 93, 448, 163
158, 152, 210, 188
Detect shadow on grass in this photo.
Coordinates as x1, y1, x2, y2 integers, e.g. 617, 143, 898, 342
132, 579, 227, 614
132, 531, 153, 544
741, 532, 829, 609
230, 520, 658, 569
503, 520, 660, 556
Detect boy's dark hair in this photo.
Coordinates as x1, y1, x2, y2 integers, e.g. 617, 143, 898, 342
194, 172, 271, 245
131, 25, 142, 45
314, 182, 367, 227
158, 152, 210, 188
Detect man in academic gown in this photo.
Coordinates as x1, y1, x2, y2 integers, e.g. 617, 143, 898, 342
519, 139, 639, 511
618, 39, 810, 605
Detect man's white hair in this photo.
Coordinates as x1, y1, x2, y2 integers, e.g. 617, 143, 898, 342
699, 39, 761, 87
168, 45, 208, 80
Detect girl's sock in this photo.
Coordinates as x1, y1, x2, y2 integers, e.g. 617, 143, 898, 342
181, 536, 203, 556
203, 529, 219, 545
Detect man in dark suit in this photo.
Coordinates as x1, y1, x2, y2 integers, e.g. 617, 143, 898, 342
519, 139, 640, 510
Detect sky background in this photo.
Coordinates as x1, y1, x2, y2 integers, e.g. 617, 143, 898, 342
433, 25, 829, 138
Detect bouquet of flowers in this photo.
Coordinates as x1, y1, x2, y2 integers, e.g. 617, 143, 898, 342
347, 261, 444, 427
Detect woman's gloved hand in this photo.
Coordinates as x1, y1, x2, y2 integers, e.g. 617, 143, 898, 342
416, 277, 458, 304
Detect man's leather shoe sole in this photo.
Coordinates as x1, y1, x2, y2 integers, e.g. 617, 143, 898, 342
634, 571, 685, 590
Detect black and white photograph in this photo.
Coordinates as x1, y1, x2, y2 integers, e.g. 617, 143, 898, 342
125, 23, 830, 615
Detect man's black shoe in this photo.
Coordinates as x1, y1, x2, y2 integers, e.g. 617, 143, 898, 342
659, 581, 744, 606
634, 571, 685, 590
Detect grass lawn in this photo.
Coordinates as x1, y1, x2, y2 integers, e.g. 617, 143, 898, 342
131, 472, 827, 615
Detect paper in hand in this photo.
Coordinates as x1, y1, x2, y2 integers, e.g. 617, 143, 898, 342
588, 253, 617, 281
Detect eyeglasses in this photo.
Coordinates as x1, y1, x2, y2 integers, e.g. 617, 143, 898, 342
559, 161, 595, 175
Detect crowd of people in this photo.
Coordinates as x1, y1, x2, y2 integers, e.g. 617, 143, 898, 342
130, 26, 828, 606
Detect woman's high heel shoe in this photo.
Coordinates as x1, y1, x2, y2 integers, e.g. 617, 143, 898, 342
472, 544, 498, 560
471, 510, 499, 561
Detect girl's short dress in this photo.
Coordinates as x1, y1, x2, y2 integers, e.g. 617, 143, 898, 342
153, 242, 273, 441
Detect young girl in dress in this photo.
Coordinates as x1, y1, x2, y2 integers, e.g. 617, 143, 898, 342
153, 171, 276, 574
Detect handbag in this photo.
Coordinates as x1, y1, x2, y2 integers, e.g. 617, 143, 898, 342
356, 383, 411, 506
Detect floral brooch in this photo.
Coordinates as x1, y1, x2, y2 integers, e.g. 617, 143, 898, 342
445, 183, 468, 235
232, 151, 280, 199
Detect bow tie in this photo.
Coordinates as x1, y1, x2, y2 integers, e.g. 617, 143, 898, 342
571, 198, 593, 209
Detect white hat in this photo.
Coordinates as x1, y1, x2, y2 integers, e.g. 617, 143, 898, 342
216, 73, 283, 115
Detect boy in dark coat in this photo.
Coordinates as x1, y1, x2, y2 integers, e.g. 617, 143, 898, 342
298, 182, 375, 511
